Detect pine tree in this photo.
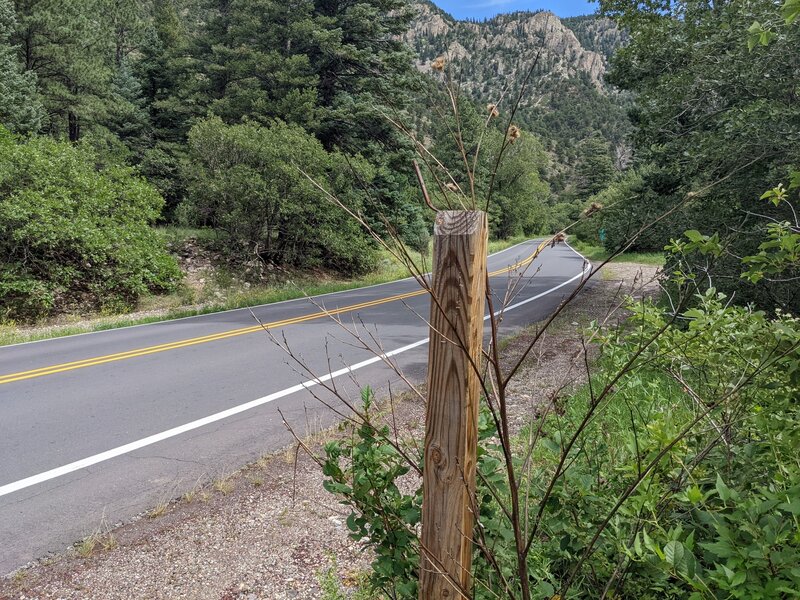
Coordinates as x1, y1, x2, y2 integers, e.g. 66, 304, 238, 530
12, 0, 114, 141
189, 0, 320, 128
574, 135, 615, 199
0, 0, 42, 133
309, 0, 417, 153
106, 0, 150, 67
107, 57, 151, 158
135, 0, 198, 209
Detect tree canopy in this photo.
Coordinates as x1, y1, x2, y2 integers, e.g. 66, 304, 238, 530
0, 0, 42, 133
599, 0, 800, 311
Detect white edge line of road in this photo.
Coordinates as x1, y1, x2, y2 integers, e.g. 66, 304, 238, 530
0, 246, 592, 499
1, 240, 537, 350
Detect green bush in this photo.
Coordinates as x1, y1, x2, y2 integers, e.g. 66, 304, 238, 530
0, 127, 179, 321
323, 290, 800, 598
593, 166, 685, 253
598, 0, 800, 314
182, 116, 377, 276
323, 388, 421, 599
666, 172, 800, 314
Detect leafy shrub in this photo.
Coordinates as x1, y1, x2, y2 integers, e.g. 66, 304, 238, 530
182, 116, 378, 276
591, 166, 684, 252
323, 291, 800, 598
0, 127, 179, 321
599, 0, 800, 314
666, 171, 800, 314
322, 388, 421, 599
585, 292, 800, 599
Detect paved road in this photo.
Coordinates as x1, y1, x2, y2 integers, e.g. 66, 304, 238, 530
0, 240, 590, 574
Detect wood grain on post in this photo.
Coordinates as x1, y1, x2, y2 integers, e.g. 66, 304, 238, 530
420, 210, 488, 599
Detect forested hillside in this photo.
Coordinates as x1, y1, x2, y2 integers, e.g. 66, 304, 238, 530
4, 0, 794, 321
2, 0, 622, 321
1, 0, 423, 320
406, 1, 632, 196
1, 0, 799, 597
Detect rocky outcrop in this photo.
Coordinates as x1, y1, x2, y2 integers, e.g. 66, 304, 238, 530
405, 2, 616, 93
403, 1, 632, 179
404, 1, 451, 41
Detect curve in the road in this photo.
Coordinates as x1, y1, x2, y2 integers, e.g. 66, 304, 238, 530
0, 240, 545, 386
0, 242, 590, 499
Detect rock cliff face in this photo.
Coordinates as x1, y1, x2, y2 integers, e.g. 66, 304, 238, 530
562, 15, 628, 62
404, 1, 632, 193
406, 2, 615, 92
404, 2, 631, 159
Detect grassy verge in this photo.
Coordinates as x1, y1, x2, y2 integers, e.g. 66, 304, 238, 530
155, 225, 220, 245
570, 240, 665, 266
0, 235, 527, 347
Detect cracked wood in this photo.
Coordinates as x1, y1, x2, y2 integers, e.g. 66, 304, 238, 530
420, 210, 487, 599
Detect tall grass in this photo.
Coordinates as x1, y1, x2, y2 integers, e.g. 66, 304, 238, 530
569, 240, 666, 266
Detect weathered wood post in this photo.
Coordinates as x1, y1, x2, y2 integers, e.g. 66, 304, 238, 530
420, 210, 488, 599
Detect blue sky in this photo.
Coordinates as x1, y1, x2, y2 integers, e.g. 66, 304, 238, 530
432, 0, 598, 20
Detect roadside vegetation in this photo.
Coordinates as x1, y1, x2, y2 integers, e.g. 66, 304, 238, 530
305, 1, 800, 599
1, 0, 799, 598
0, 0, 558, 328
567, 240, 665, 266
0, 233, 525, 347
0, 129, 180, 322
321, 240, 800, 597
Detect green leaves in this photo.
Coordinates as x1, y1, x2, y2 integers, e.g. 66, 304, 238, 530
320, 388, 421, 599
760, 183, 789, 206
784, 0, 800, 23
747, 21, 777, 50
686, 485, 704, 504
602, 0, 800, 312
0, 129, 178, 320
664, 540, 697, 580
681, 230, 723, 255
182, 116, 377, 276
741, 177, 800, 284
690, 479, 800, 597
715, 474, 736, 502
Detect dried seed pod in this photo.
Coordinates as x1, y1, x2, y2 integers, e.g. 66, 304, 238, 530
550, 232, 567, 247
582, 201, 603, 217
507, 124, 521, 143
431, 56, 446, 71
487, 103, 499, 118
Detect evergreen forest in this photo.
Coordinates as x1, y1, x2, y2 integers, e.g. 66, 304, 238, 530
0, 0, 636, 321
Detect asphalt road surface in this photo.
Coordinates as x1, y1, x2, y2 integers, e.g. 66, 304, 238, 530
0, 240, 590, 574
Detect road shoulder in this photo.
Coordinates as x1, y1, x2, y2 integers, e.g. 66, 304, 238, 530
1, 262, 660, 600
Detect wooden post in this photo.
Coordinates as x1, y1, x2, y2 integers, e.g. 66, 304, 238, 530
420, 211, 488, 599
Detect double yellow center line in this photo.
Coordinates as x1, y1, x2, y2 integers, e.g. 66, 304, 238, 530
0, 246, 543, 386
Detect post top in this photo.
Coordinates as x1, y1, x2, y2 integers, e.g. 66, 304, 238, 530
434, 210, 487, 236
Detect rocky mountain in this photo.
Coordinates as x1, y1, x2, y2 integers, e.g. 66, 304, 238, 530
408, 4, 606, 87
405, 2, 632, 186
561, 15, 629, 63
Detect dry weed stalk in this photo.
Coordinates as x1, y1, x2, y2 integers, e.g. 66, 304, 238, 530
268, 27, 796, 600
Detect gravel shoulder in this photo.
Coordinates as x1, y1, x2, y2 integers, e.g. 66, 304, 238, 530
0, 262, 660, 600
